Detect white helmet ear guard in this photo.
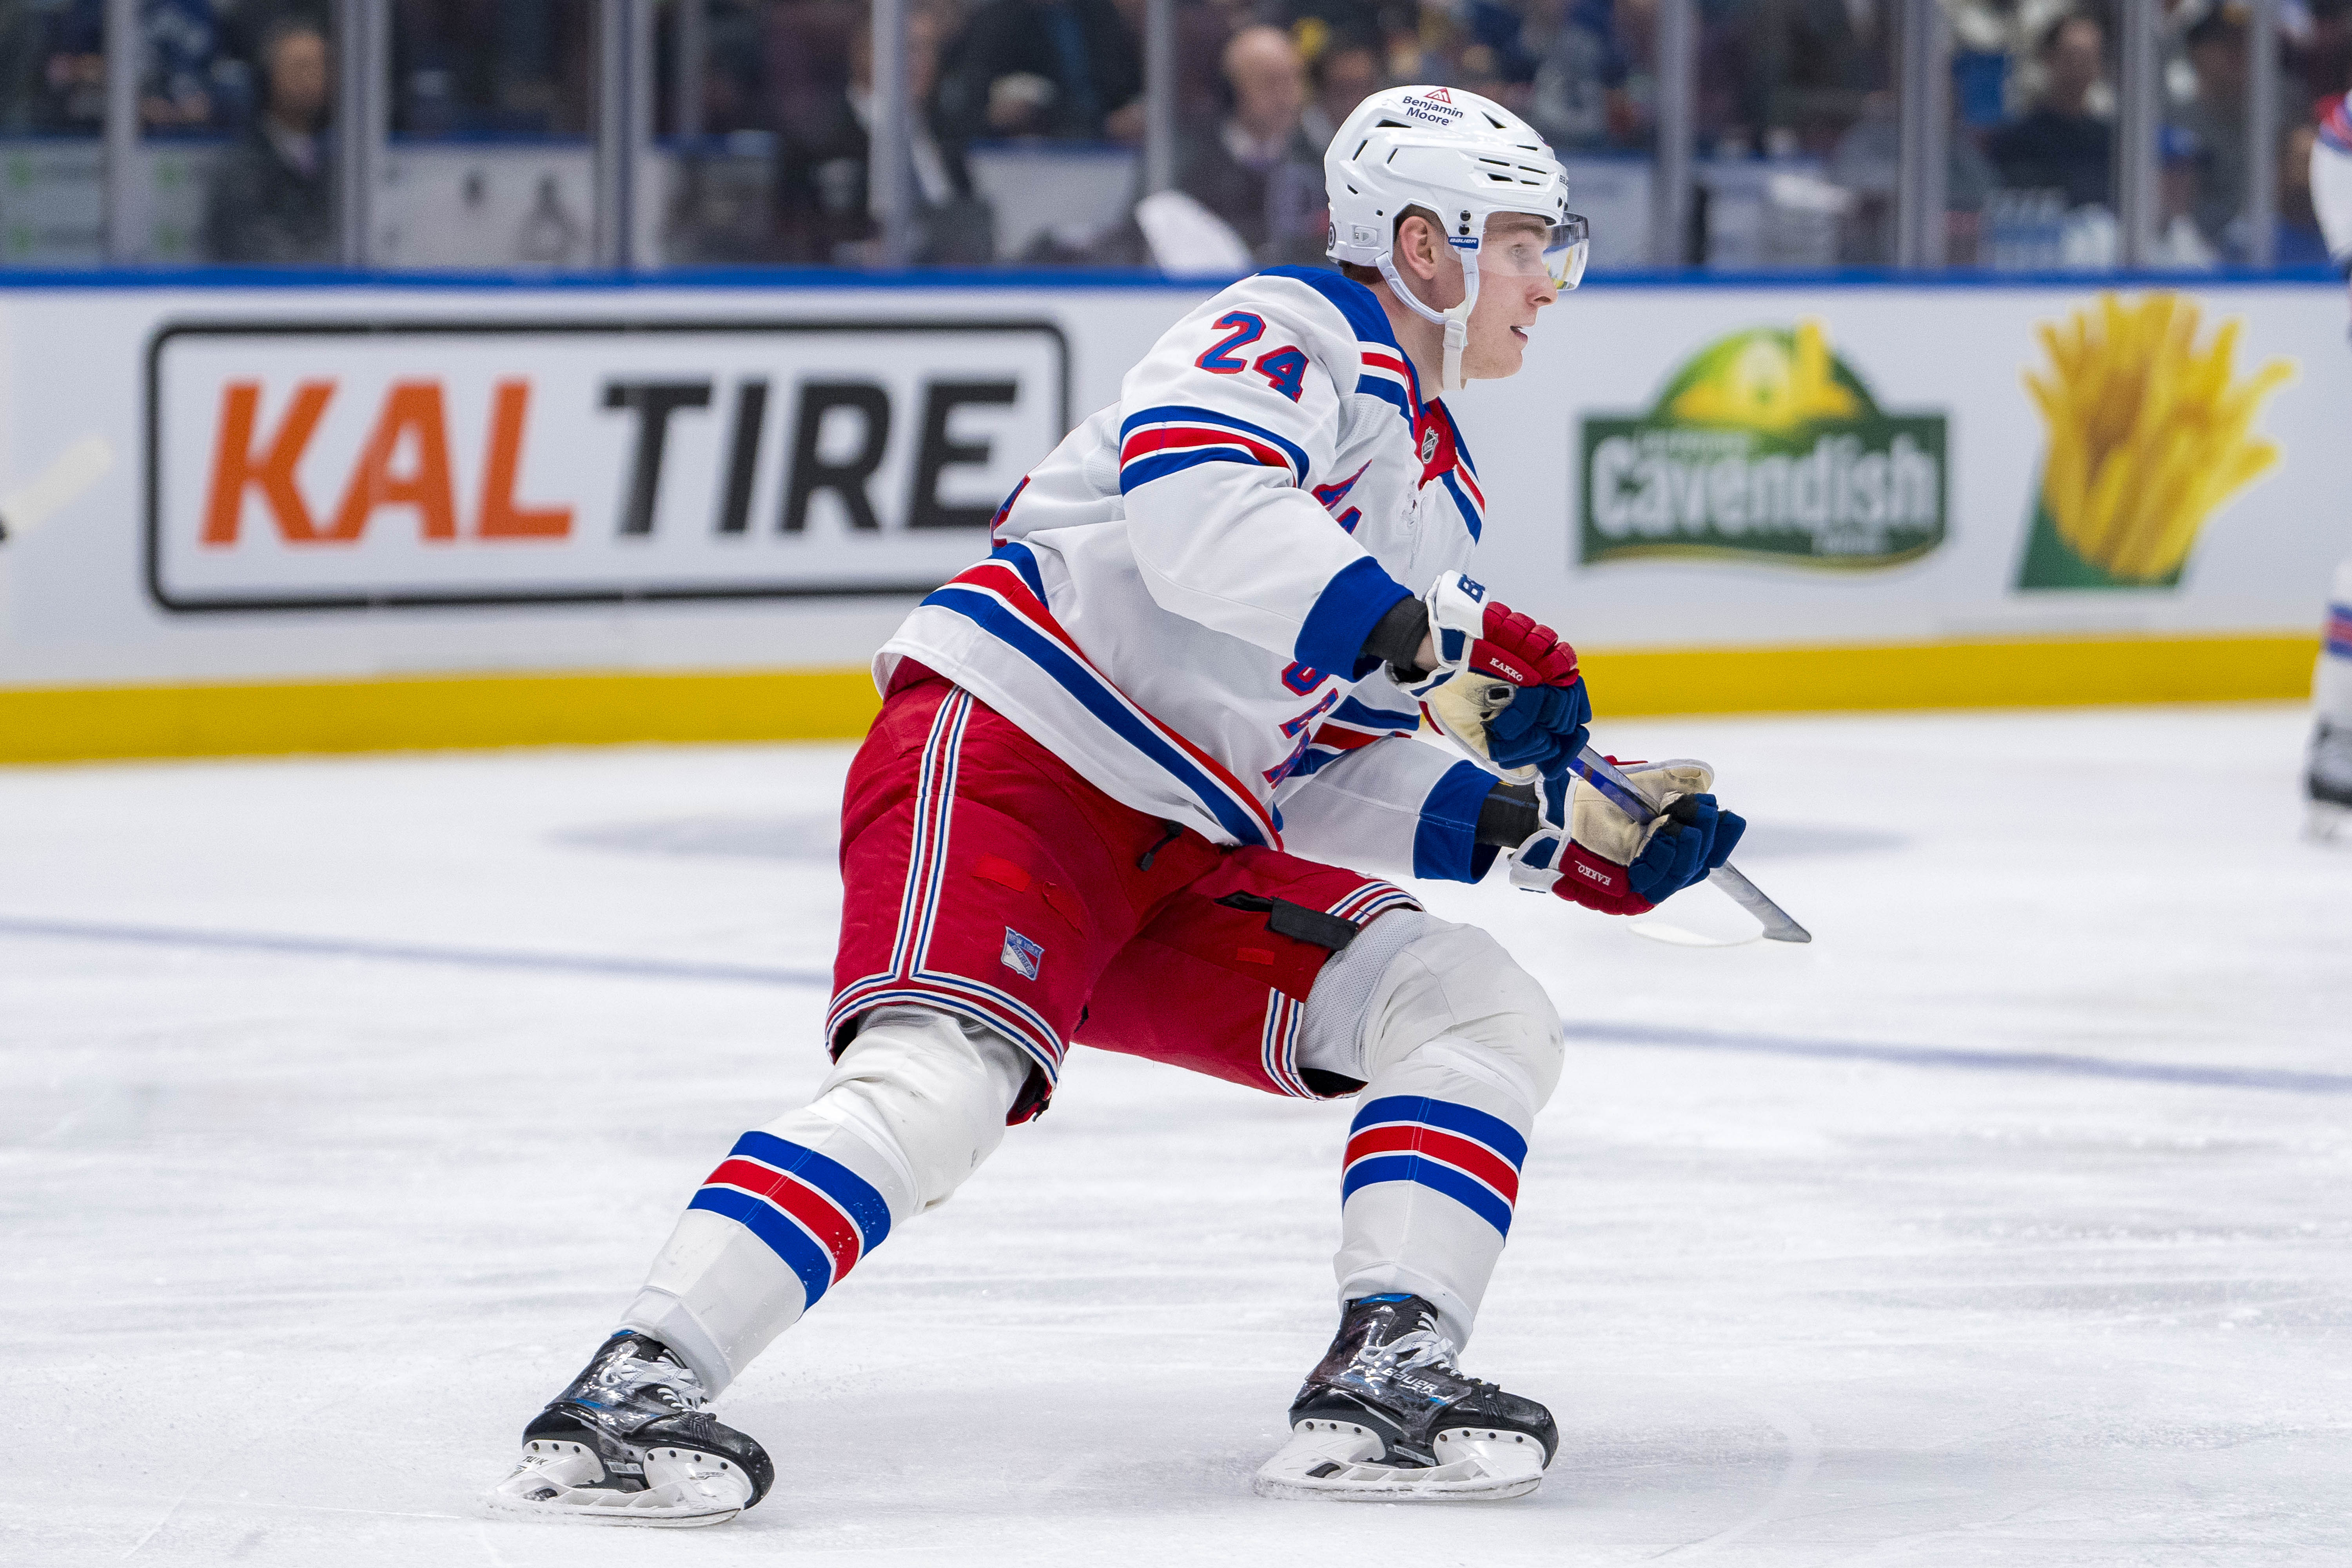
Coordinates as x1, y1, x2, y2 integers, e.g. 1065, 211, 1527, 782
1323, 85, 1588, 393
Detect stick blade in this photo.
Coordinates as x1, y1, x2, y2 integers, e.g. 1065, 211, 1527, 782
1708, 864, 1812, 943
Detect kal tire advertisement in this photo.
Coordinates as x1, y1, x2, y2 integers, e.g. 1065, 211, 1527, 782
148, 318, 1069, 611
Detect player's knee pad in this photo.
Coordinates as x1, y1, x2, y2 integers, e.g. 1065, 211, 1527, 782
1298, 911, 1562, 1114
815, 1005, 1032, 1215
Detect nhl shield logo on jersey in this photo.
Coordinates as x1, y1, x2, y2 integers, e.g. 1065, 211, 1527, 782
1420, 427, 1441, 464
1000, 927, 1044, 980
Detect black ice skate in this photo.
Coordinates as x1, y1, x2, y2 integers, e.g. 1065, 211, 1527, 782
1255, 1294, 1557, 1502
485, 1332, 774, 1527
2309, 720, 2352, 840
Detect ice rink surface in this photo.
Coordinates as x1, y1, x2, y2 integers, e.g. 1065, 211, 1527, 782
5, 703, 2349, 1567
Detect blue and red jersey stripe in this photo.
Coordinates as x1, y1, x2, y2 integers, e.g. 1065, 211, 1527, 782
1117, 404, 1311, 491
919, 557, 1284, 848
2322, 95, 2352, 154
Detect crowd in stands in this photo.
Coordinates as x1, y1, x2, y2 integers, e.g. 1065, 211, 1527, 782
0, 0, 2341, 266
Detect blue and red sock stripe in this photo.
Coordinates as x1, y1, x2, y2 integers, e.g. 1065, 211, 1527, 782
2325, 602, 2351, 659
1340, 1094, 1526, 1237
689, 1131, 892, 1308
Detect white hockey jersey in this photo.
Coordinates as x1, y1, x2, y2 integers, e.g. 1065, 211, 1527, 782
875, 266, 1505, 884
2316, 96, 2352, 273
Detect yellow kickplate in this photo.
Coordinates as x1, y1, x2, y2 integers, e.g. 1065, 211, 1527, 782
0, 632, 2321, 765
1579, 632, 2319, 717
0, 667, 886, 764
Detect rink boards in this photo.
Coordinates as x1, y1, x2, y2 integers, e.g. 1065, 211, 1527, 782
0, 270, 2341, 762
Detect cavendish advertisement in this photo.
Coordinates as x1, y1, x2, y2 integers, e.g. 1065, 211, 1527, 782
1576, 320, 1947, 572
2013, 292, 2294, 592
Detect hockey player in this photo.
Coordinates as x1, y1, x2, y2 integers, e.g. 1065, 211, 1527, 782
2307, 94, 2352, 834
488, 85, 1745, 1524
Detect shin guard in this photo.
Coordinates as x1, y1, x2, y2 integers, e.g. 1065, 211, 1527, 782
618, 1006, 1028, 1393
1300, 914, 1562, 1348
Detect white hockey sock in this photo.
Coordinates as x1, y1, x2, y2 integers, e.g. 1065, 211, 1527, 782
2316, 558, 2352, 727
1331, 1038, 1538, 1350
1299, 913, 1561, 1350
618, 1006, 1030, 1395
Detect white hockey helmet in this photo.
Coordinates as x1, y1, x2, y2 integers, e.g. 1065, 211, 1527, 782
1324, 85, 1588, 392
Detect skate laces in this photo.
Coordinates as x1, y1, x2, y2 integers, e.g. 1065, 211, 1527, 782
586, 1345, 708, 1414
1372, 1325, 1462, 1375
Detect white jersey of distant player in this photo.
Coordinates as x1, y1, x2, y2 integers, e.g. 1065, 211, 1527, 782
2305, 98, 2352, 738
877, 265, 1505, 882
2314, 95, 2352, 271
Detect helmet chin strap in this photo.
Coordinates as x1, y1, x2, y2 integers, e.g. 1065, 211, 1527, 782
1377, 245, 1482, 396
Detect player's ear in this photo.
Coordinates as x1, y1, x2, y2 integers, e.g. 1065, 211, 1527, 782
1396, 213, 1441, 282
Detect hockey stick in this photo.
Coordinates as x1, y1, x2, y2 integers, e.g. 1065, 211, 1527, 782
1568, 748, 1813, 945
0, 437, 112, 545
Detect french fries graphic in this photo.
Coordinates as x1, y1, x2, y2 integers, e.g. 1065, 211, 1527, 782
2022, 293, 2293, 587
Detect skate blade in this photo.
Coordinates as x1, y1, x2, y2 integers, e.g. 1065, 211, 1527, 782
483, 1437, 753, 1527
1252, 1419, 1546, 1503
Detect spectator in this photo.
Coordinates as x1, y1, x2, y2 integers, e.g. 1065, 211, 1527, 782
1829, 87, 1998, 263
205, 17, 333, 262
1525, 0, 1632, 151
2276, 122, 2330, 262
0, 0, 105, 132
2171, 4, 2259, 251
1944, 0, 2088, 123
1989, 12, 2115, 210
1176, 22, 1327, 265
2152, 120, 2221, 264
775, 5, 993, 264
1299, 35, 1382, 151
143, 0, 221, 129
934, 0, 1145, 144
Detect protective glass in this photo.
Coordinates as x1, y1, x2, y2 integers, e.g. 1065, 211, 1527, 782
1477, 213, 1590, 291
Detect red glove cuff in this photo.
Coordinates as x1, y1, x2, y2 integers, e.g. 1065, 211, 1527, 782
1552, 840, 1655, 917
1474, 604, 1581, 688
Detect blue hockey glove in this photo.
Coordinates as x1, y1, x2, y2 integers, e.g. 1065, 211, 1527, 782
1482, 679, 1592, 780
1512, 758, 1745, 916
1630, 792, 1744, 904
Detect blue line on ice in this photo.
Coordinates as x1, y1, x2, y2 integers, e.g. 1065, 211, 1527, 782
4, 913, 2343, 1097
1564, 1020, 2352, 1096
0, 915, 833, 990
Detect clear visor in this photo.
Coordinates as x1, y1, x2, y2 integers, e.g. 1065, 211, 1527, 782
1475, 212, 1590, 291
